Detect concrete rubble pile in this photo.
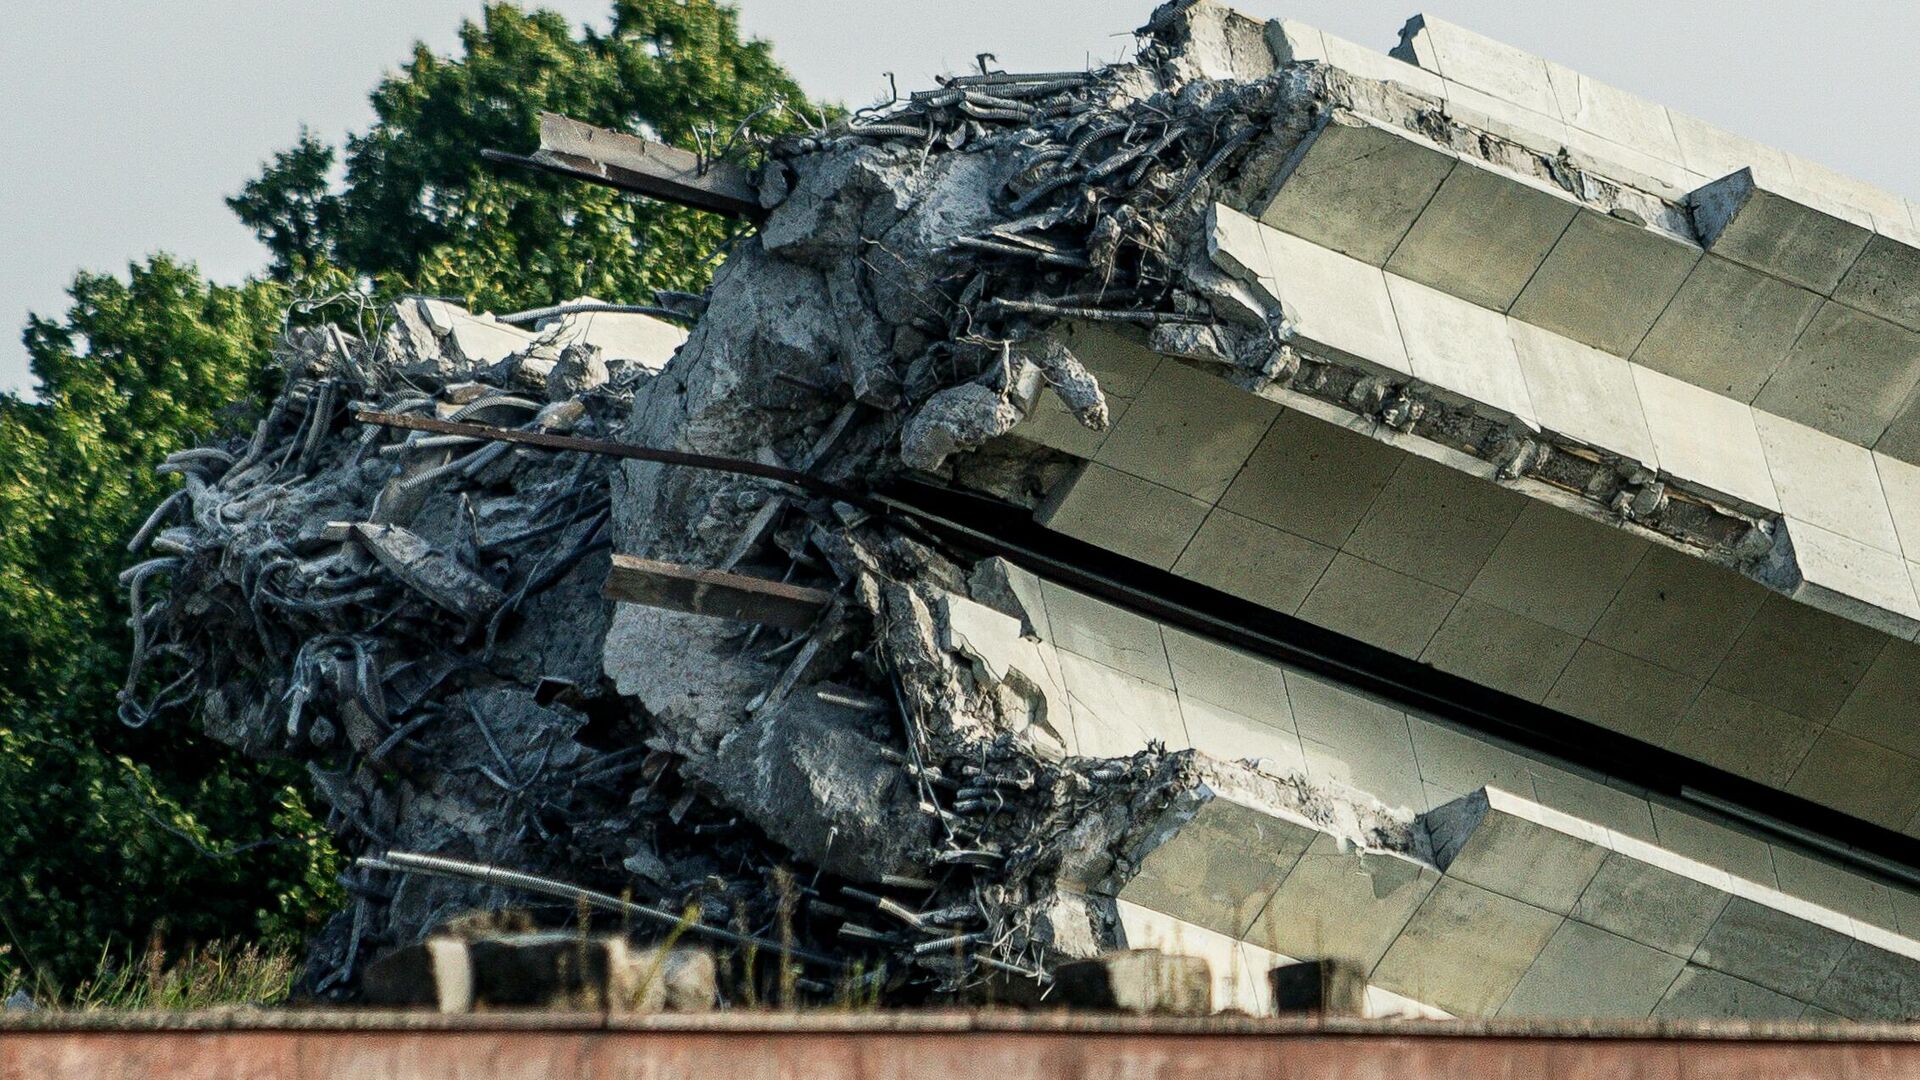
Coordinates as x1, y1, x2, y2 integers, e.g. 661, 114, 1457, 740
121, 0, 1920, 1020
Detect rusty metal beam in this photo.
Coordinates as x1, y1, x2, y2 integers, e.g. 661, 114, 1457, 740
604, 554, 831, 630
483, 112, 760, 219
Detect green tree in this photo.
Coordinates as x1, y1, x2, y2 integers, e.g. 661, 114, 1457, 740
2, 0, 818, 989
232, 0, 817, 311
0, 257, 339, 986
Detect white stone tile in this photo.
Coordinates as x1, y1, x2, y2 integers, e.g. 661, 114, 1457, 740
1208, 201, 1273, 285
1259, 222, 1412, 377
1770, 847, 1899, 936
1265, 17, 1327, 64
1787, 152, 1915, 233
1544, 62, 1681, 163
1428, 793, 1609, 914
1319, 28, 1447, 98
1386, 273, 1535, 424
1181, 696, 1307, 776
1290, 673, 1424, 814
941, 595, 1076, 759
1832, 637, 1920, 759
1040, 580, 1172, 688
1110, 899, 1247, 1015
1439, 78, 1568, 157
1364, 984, 1453, 1020
1530, 769, 1658, 844
1632, 364, 1779, 512
1559, 122, 1698, 200
1409, 15, 1561, 118
1779, 518, 1920, 636
1875, 451, 1920, 562
1756, 411, 1902, 555
1059, 650, 1188, 759
1510, 318, 1658, 466
1666, 110, 1796, 189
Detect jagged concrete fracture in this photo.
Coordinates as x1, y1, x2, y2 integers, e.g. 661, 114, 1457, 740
124, 2, 1920, 1019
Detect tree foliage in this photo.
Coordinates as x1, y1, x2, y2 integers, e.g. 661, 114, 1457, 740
1, 0, 816, 989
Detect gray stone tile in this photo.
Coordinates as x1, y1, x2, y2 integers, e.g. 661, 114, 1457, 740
1710, 593, 1889, 723
1406, 716, 1545, 801
1649, 801, 1777, 888
1531, 769, 1659, 843
1499, 919, 1686, 1019
1294, 553, 1459, 658
1808, 940, 1920, 1021
1118, 794, 1316, 939
1544, 641, 1703, 746
1094, 360, 1280, 503
1508, 211, 1701, 358
1753, 300, 1920, 448
1243, 832, 1439, 971
1832, 637, 1920, 758
1041, 580, 1173, 688
1629, 254, 1823, 402
1572, 851, 1731, 959
1385, 157, 1577, 311
1692, 896, 1853, 1000
1370, 876, 1563, 1018
1257, 111, 1456, 265
1769, 846, 1897, 933
1588, 545, 1769, 681
1417, 595, 1580, 702
1786, 729, 1920, 831
1343, 455, 1526, 592
1162, 628, 1292, 726
1464, 500, 1650, 637
1835, 233, 1920, 333
1691, 170, 1872, 294
1037, 463, 1209, 571
1663, 685, 1821, 788
1652, 964, 1810, 1021
1427, 793, 1609, 915
1170, 509, 1333, 615
1217, 408, 1403, 548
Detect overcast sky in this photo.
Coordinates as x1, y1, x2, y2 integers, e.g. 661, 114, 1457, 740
3, 1, 1918, 396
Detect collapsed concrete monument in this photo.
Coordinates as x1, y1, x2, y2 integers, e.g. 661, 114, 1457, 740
123, 2, 1920, 1020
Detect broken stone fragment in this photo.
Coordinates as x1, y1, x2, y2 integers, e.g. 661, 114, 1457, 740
1050, 950, 1214, 1015
352, 523, 504, 622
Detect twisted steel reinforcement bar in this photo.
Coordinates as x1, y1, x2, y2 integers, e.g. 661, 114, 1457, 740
4, 1011, 1920, 1078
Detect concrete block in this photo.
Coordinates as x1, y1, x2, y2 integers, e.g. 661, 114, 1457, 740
1269, 959, 1369, 1016
1426, 789, 1609, 914
1629, 255, 1824, 402
1417, 595, 1580, 702
1667, 112, 1795, 190
1060, 651, 1188, 759
1040, 580, 1172, 688
1544, 62, 1680, 163
1631, 364, 1778, 512
1218, 408, 1403, 547
1385, 158, 1578, 312
1093, 360, 1279, 503
1573, 851, 1730, 959
1170, 509, 1335, 615
1832, 638, 1920, 758
1244, 832, 1439, 972
1710, 593, 1889, 722
1878, 452, 1920, 560
1263, 17, 1327, 64
1257, 111, 1457, 265
1664, 685, 1821, 788
1015, 325, 1160, 457
1344, 455, 1527, 591
1037, 463, 1208, 571
1051, 950, 1213, 1015
1464, 500, 1650, 637
1835, 233, 1920, 332
1786, 730, 1920, 832
1589, 546, 1769, 680
1500, 918, 1686, 1019
1543, 641, 1702, 745
1692, 896, 1853, 1001
1162, 627, 1292, 724
363, 938, 474, 1013
1294, 552, 1459, 659
1119, 792, 1314, 939
1258, 220, 1412, 376
1776, 518, 1920, 638
1692, 169, 1873, 294
1508, 210, 1701, 357
1810, 940, 1920, 1021
1757, 412, 1902, 554
1509, 319, 1657, 466
1386, 274, 1535, 424
1400, 14, 1560, 118
1652, 964, 1810, 1021
1370, 876, 1562, 1017
1754, 300, 1920, 447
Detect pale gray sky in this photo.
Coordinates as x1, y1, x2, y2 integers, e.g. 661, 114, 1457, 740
3, 1, 1917, 395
